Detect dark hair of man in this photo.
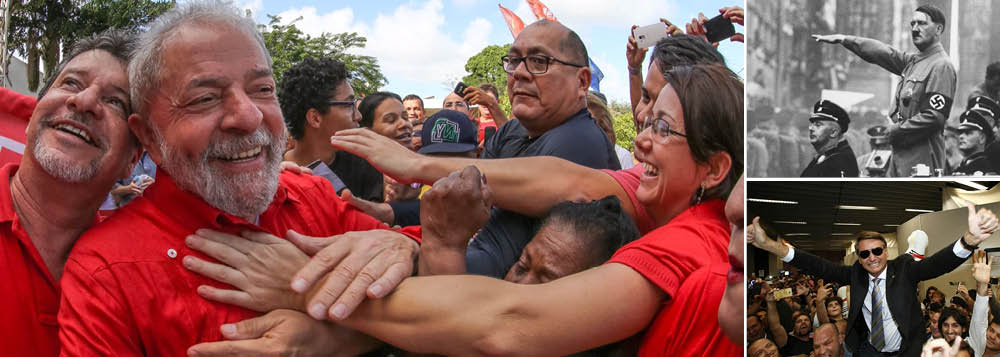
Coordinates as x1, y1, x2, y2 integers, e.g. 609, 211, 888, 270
402, 94, 424, 108
478, 83, 500, 98
939, 306, 968, 334
825, 296, 842, 309
39, 28, 137, 102
358, 91, 402, 128
662, 64, 743, 202
854, 231, 887, 249
534, 19, 588, 66
543, 195, 640, 266
278, 56, 349, 140
651, 35, 725, 74
916, 5, 946, 27
928, 302, 944, 314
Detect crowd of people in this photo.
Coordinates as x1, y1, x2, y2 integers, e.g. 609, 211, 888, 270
750, 4, 1000, 178
747, 202, 1000, 357
0, 0, 746, 355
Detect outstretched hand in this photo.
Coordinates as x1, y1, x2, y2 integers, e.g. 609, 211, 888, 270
922, 336, 962, 357
973, 250, 992, 287
812, 34, 846, 44
959, 198, 1000, 246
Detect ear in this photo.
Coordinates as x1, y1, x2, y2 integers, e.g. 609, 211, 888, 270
699, 151, 732, 190
306, 108, 323, 129
577, 67, 592, 96
128, 113, 160, 165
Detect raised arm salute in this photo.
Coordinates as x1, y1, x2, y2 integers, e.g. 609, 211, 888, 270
748, 200, 999, 356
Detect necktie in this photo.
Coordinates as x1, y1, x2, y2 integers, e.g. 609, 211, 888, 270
870, 277, 886, 351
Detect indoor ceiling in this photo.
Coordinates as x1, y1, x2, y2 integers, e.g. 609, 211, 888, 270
747, 181, 1000, 251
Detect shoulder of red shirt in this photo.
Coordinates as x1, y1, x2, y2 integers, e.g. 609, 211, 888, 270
0, 87, 36, 120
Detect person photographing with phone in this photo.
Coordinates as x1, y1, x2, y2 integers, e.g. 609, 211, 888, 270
748, 199, 1000, 356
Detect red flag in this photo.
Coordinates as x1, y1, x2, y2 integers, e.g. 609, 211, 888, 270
498, 4, 525, 38
0, 88, 33, 167
525, 0, 557, 22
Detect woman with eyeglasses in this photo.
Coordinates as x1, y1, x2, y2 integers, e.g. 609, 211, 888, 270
304, 63, 743, 355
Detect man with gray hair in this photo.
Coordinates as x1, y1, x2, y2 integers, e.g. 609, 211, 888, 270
58, 2, 419, 355
0, 28, 141, 356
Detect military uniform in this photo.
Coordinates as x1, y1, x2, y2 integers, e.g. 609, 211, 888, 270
801, 99, 859, 177
952, 152, 994, 175
801, 140, 859, 177
952, 105, 997, 176
968, 83, 999, 104
968, 96, 1000, 173
841, 37, 956, 177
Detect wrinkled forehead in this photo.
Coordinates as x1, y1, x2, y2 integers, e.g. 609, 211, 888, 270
510, 24, 566, 56
857, 238, 885, 250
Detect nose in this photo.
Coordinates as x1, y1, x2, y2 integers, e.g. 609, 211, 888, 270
221, 89, 263, 134
65, 85, 101, 120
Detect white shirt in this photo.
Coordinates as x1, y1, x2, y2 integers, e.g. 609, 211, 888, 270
614, 145, 634, 169
970, 294, 989, 357
781, 241, 974, 352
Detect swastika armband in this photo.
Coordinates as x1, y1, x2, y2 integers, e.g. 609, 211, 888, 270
924, 92, 952, 114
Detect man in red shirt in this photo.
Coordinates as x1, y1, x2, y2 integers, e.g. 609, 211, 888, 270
57, 2, 420, 355
0, 29, 142, 356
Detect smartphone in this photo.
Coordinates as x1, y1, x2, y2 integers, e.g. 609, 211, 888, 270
773, 288, 794, 300
454, 82, 469, 97
633, 22, 668, 49
704, 14, 736, 43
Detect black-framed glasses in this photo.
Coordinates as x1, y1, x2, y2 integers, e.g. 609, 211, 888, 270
640, 116, 687, 143
327, 98, 359, 107
857, 247, 884, 259
501, 55, 585, 75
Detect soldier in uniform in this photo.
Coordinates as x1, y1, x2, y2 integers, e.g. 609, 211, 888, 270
801, 99, 859, 177
968, 95, 1000, 171
813, 5, 956, 177
952, 108, 995, 175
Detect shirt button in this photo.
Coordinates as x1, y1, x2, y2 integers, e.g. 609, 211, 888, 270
167, 248, 178, 258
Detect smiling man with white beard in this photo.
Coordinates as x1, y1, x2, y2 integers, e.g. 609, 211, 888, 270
57, 2, 421, 355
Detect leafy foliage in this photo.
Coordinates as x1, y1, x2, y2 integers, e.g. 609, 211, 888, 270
261, 15, 386, 95
461, 44, 510, 97
610, 100, 637, 152
7, 0, 172, 91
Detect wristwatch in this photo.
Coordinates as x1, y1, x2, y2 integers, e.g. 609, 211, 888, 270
628, 66, 641, 76
961, 235, 979, 251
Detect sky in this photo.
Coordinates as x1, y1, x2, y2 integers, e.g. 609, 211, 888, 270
232, 0, 745, 107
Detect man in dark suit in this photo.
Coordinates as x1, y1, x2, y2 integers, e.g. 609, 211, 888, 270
748, 201, 999, 356
801, 99, 859, 177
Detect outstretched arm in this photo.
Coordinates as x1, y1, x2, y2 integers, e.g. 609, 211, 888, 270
761, 283, 789, 347
337, 264, 664, 356
748, 217, 851, 285
812, 34, 907, 75
331, 128, 634, 219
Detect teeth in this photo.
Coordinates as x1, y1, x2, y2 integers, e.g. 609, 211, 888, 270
222, 147, 262, 161
642, 162, 659, 176
55, 124, 92, 143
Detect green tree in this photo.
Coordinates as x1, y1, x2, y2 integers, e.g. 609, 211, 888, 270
7, 0, 173, 92
461, 44, 510, 97
260, 15, 386, 95
610, 100, 637, 152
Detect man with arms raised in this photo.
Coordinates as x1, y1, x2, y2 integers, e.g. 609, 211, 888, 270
748, 204, 999, 356
0, 29, 140, 356
58, 2, 418, 355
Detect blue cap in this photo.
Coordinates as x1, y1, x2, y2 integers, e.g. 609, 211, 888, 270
418, 109, 478, 155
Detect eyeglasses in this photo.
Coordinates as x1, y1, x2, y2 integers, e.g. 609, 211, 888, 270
640, 116, 687, 143
327, 98, 359, 107
857, 247, 884, 259
501, 55, 585, 75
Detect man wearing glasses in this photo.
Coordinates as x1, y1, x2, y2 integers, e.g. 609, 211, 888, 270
748, 203, 1000, 356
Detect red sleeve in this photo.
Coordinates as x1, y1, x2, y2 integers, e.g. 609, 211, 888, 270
293, 172, 422, 244
58, 258, 143, 356
0, 88, 35, 120
602, 167, 655, 234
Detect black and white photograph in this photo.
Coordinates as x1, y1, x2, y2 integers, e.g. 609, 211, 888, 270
747, 0, 1000, 178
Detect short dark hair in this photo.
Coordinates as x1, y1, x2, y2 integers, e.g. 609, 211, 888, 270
855, 231, 887, 249
662, 64, 743, 202
939, 306, 968, 334
39, 28, 137, 101
402, 94, 424, 108
825, 296, 842, 309
543, 195, 640, 266
478, 83, 499, 98
358, 91, 402, 128
651, 34, 725, 74
928, 302, 944, 314
916, 5, 946, 27
278, 56, 349, 139
987, 62, 1000, 80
